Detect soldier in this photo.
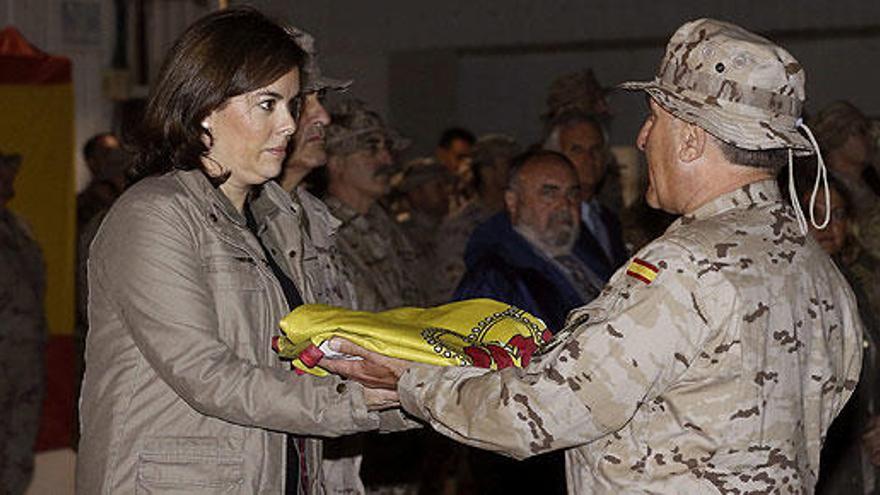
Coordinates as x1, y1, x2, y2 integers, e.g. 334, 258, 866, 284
436, 133, 521, 301
76, 132, 126, 230
811, 101, 880, 261
275, 27, 380, 495
396, 157, 453, 305
322, 18, 864, 493
0, 151, 48, 495
324, 98, 424, 311
323, 98, 427, 495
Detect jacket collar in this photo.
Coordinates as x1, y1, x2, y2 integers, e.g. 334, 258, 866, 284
673, 179, 781, 227
292, 186, 341, 249
174, 169, 298, 233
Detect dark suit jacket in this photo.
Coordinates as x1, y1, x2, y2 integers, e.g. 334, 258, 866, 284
454, 212, 611, 332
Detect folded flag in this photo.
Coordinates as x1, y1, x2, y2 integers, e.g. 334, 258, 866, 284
273, 299, 552, 376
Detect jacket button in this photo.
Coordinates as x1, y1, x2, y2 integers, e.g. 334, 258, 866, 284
209, 213, 218, 222
336, 383, 347, 394
289, 249, 296, 258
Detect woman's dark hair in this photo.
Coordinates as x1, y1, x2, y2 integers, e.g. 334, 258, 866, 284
127, 7, 305, 185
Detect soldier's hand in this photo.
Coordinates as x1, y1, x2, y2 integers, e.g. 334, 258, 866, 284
320, 337, 410, 390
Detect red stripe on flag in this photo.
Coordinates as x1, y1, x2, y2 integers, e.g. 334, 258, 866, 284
632, 258, 659, 273
626, 269, 653, 284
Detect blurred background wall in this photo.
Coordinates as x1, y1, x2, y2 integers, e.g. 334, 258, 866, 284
2, 0, 878, 182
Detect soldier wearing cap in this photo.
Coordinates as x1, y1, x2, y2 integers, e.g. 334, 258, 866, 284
396, 157, 453, 305
321, 19, 864, 493
322, 99, 427, 495
273, 28, 386, 495
0, 151, 48, 495
324, 98, 423, 310
436, 133, 521, 301
272, 26, 358, 318
811, 101, 880, 262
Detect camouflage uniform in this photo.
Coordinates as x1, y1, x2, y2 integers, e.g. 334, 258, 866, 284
817, 241, 880, 494
399, 181, 862, 493
396, 158, 453, 306
435, 201, 496, 301
325, 197, 424, 312
324, 198, 429, 495
395, 19, 865, 494
0, 208, 47, 495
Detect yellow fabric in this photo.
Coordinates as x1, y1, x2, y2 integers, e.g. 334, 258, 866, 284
1, 84, 75, 335
627, 261, 658, 283
276, 299, 550, 376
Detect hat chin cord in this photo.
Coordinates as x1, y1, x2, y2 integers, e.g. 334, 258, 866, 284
787, 118, 830, 234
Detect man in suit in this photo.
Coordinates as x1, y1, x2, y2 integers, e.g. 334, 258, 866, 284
455, 149, 604, 333
545, 110, 628, 278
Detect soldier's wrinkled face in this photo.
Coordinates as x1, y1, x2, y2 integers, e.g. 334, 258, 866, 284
558, 121, 606, 200
637, 98, 680, 212
287, 90, 330, 170
203, 68, 300, 188
509, 157, 581, 248
341, 134, 394, 199
807, 188, 848, 256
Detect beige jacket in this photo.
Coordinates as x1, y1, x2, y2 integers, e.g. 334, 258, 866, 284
399, 181, 863, 493
77, 169, 401, 494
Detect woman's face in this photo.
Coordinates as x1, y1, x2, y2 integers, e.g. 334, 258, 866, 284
203, 67, 300, 189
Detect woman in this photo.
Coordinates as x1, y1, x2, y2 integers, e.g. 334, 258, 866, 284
77, 8, 398, 494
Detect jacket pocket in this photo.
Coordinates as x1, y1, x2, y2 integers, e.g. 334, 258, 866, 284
136, 436, 244, 494
203, 255, 264, 292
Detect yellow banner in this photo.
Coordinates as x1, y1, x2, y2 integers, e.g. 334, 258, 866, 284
0, 84, 75, 335
275, 299, 551, 376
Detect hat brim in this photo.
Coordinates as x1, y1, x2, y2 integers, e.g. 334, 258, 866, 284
307, 75, 353, 93
619, 79, 813, 156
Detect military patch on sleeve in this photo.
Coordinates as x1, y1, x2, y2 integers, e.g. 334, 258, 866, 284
626, 258, 660, 285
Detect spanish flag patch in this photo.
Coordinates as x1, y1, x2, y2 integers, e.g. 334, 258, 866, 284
626, 258, 660, 285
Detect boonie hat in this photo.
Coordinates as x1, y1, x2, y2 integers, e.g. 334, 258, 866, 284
619, 18, 812, 155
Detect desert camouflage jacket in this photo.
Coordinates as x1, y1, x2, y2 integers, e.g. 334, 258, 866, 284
325, 197, 425, 310
399, 180, 863, 493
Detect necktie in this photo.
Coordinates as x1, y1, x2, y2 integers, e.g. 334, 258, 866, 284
554, 254, 601, 301
585, 204, 613, 262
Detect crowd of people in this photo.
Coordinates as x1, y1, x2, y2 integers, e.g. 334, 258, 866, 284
2, 6, 880, 494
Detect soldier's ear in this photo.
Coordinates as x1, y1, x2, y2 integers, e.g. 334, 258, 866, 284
678, 122, 705, 163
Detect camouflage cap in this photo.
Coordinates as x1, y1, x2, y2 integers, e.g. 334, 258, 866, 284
398, 157, 452, 192
325, 98, 411, 156
543, 69, 609, 124
287, 26, 352, 93
619, 18, 812, 155
471, 133, 521, 170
